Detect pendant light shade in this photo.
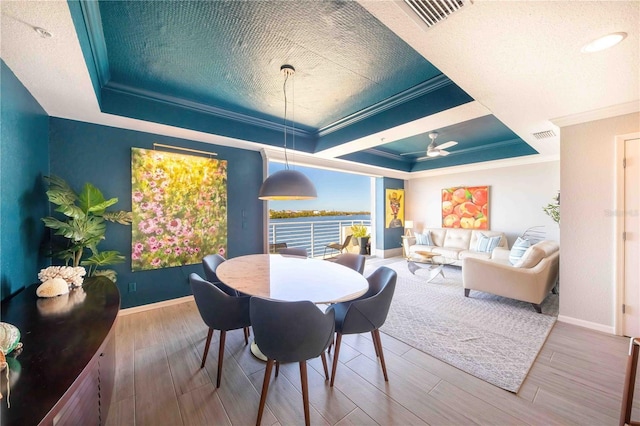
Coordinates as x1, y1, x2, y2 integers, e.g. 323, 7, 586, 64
259, 64, 317, 201
258, 169, 318, 200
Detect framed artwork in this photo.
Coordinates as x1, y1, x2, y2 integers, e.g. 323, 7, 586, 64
442, 186, 489, 229
131, 148, 227, 271
386, 189, 404, 228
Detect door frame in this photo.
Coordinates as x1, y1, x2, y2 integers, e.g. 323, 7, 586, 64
614, 132, 640, 335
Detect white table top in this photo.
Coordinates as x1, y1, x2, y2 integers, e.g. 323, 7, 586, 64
216, 254, 369, 304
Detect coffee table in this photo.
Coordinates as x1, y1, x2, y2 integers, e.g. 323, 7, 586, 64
407, 251, 454, 282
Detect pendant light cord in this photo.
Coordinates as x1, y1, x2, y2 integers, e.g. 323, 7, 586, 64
283, 72, 290, 170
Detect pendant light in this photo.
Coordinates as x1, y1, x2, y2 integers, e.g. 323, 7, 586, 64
258, 65, 317, 200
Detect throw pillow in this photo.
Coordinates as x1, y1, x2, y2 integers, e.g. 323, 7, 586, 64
509, 237, 531, 265
476, 233, 502, 253
415, 232, 433, 246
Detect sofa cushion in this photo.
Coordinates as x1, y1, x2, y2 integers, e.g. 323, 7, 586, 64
442, 228, 472, 250
509, 237, 531, 265
459, 250, 492, 261
432, 246, 464, 260
476, 233, 502, 253
514, 245, 546, 268
428, 228, 448, 247
415, 232, 433, 246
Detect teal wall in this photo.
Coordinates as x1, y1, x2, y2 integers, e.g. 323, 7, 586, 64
375, 177, 405, 252
0, 60, 50, 300
49, 118, 265, 308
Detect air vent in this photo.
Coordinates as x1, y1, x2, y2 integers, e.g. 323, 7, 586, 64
532, 130, 556, 140
404, 0, 470, 28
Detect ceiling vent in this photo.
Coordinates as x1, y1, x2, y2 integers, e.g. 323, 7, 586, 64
532, 130, 556, 140
403, 0, 470, 28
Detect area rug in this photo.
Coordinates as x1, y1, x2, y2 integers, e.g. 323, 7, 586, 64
367, 260, 558, 393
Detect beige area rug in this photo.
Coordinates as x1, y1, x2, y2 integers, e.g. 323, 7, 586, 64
365, 260, 558, 393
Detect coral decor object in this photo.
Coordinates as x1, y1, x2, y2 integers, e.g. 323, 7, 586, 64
38, 266, 86, 288
36, 278, 70, 298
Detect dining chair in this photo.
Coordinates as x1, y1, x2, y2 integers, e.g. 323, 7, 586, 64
250, 297, 335, 426
323, 235, 352, 258
327, 266, 397, 387
620, 337, 640, 426
203, 254, 251, 341
333, 253, 366, 274
189, 273, 251, 388
277, 247, 308, 257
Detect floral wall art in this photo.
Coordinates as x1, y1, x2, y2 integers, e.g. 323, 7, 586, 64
131, 148, 227, 271
442, 186, 489, 229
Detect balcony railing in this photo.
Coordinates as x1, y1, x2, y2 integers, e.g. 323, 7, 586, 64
268, 219, 371, 258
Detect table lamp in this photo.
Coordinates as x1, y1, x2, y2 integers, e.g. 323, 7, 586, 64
404, 220, 413, 236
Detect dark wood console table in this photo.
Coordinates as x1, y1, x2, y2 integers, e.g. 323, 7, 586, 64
1, 276, 120, 425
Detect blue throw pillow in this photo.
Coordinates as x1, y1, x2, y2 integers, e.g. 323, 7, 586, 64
415, 232, 433, 246
476, 233, 502, 253
509, 237, 531, 265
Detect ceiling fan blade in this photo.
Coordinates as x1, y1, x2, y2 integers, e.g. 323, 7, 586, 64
439, 150, 450, 156
416, 156, 430, 161
401, 150, 428, 156
437, 141, 458, 150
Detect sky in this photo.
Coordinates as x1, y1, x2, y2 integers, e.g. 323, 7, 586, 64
267, 162, 371, 212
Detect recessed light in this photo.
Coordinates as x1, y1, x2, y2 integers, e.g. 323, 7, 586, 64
34, 27, 52, 38
581, 32, 627, 53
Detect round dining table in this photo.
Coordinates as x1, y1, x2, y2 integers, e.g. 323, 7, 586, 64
216, 253, 369, 304
216, 253, 369, 360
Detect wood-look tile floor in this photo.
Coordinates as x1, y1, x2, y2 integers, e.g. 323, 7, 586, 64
107, 258, 639, 426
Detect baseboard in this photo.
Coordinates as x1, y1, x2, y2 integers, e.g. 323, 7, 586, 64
119, 295, 194, 316
557, 315, 616, 335
378, 247, 403, 259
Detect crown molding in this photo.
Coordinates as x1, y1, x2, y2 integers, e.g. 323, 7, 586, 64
316, 74, 453, 137
78, 0, 111, 86
551, 100, 640, 128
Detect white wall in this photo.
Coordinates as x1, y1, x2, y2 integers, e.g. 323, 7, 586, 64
405, 161, 560, 246
560, 112, 640, 330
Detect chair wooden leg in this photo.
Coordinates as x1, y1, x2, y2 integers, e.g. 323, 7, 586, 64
373, 329, 389, 382
620, 338, 640, 426
371, 331, 379, 357
216, 330, 226, 388
299, 361, 311, 426
256, 359, 274, 426
320, 352, 329, 380
275, 361, 280, 378
330, 333, 343, 387
243, 327, 249, 345
201, 328, 214, 368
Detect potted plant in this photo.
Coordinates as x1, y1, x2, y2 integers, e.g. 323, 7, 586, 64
350, 224, 370, 255
543, 191, 560, 224
41, 175, 132, 282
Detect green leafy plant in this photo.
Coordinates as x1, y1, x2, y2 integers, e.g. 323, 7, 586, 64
350, 224, 370, 238
42, 175, 132, 278
543, 191, 560, 224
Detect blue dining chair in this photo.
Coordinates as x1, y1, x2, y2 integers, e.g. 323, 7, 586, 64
327, 266, 397, 387
333, 253, 366, 274
277, 247, 308, 257
189, 273, 251, 388
203, 254, 251, 342
250, 297, 335, 426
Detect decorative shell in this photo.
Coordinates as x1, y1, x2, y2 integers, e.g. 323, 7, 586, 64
36, 277, 70, 298
0, 323, 21, 355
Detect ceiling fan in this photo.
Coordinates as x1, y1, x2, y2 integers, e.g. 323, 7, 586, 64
402, 132, 458, 160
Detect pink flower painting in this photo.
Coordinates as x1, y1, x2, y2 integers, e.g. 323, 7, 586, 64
131, 148, 227, 271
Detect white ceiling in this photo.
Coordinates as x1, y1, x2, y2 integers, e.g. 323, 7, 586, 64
1, 0, 638, 179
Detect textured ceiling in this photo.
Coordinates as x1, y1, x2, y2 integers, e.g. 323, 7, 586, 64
1, 1, 638, 177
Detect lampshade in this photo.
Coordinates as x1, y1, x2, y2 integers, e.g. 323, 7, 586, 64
258, 169, 318, 200
404, 220, 414, 229
258, 64, 317, 201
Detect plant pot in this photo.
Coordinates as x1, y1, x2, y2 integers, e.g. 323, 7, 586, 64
357, 237, 370, 255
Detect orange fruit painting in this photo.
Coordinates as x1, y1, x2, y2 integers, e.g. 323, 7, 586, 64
441, 186, 489, 229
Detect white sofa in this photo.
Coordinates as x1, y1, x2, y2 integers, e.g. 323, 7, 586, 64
403, 228, 509, 266
462, 240, 560, 313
